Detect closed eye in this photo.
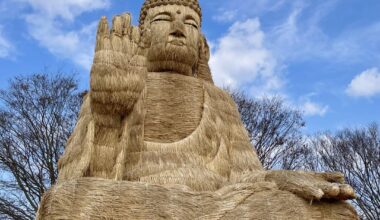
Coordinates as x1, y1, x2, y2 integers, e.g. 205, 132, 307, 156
185, 21, 198, 29
151, 13, 172, 24
185, 16, 199, 29
152, 18, 171, 22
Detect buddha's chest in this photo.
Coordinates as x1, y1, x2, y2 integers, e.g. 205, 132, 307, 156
144, 72, 204, 143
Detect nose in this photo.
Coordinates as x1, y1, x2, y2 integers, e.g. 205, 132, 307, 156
169, 20, 186, 38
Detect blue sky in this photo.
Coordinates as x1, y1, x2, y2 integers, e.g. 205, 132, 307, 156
0, 0, 379, 133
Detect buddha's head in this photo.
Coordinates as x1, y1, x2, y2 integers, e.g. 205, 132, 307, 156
139, 0, 213, 83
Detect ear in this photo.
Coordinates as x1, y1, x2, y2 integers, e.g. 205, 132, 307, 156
195, 34, 214, 84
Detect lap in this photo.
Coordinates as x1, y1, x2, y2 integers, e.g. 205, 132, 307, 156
37, 178, 357, 220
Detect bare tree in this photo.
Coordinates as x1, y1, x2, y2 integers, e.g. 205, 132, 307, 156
229, 90, 379, 218
2, 74, 376, 219
228, 90, 306, 169
310, 124, 380, 220
0, 74, 81, 220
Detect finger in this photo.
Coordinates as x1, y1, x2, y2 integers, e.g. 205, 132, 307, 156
122, 13, 132, 37
111, 15, 123, 52
121, 13, 133, 56
96, 16, 111, 52
316, 172, 345, 184
111, 15, 123, 36
136, 46, 147, 57
302, 185, 324, 201
131, 26, 140, 44
338, 184, 356, 200
288, 184, 324, 201
131, 26, 141, 55
318, 183, 340, 199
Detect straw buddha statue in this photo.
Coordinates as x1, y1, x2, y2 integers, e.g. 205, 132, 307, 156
37, 0, 358, 219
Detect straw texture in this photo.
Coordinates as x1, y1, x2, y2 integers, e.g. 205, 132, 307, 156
58, 73, 263, 189
37, 179, 358, 220
37, 1, 358, 219
139, 0, 202, 27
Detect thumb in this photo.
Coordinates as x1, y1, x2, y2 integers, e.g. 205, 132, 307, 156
136, 46, 148, 57
315, 172, 345, 184
291, 184, 324, 201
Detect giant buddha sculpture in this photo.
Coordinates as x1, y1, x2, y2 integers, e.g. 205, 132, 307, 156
37, 0, 358, 219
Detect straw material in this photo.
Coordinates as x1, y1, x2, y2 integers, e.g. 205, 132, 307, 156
37, 1, 358, 219
50, 73, 358, 219
37, 179, 357, 220
58, 73, 263, 187
139, 0, 202, 27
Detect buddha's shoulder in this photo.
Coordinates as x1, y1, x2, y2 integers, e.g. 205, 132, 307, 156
202, 82, 233, 101
202, 82, 241, 120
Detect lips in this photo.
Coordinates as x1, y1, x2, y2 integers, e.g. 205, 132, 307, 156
169, 39, 185, 46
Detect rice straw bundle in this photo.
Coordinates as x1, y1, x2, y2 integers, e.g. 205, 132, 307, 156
37, 0, 358, 219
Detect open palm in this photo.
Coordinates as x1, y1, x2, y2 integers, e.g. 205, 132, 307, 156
90, 13, 147, 118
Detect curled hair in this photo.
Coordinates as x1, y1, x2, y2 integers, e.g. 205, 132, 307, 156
139, 0, 202, 27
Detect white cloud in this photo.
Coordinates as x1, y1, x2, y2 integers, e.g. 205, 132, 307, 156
212, 10, 237, 22
216, 0, 287, 18
346, 68, 380, 97
301, 101, 329, 117
20, 0, 110, 70
210, 18, 282, 97
20, 0, 109, 21
268, 2, 335, 62
26, 15, 98, 69
267, 1, 380, 65
0, 26, 14, 58
334, 23, 380, 64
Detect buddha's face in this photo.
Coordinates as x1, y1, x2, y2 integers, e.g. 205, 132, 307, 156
144, 5, 201, 76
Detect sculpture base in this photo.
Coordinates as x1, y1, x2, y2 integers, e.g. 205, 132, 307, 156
37, 178, 357, 220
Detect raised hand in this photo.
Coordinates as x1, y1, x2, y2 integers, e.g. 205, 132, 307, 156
265, 170, 356, 201
90, 14, 147, 127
